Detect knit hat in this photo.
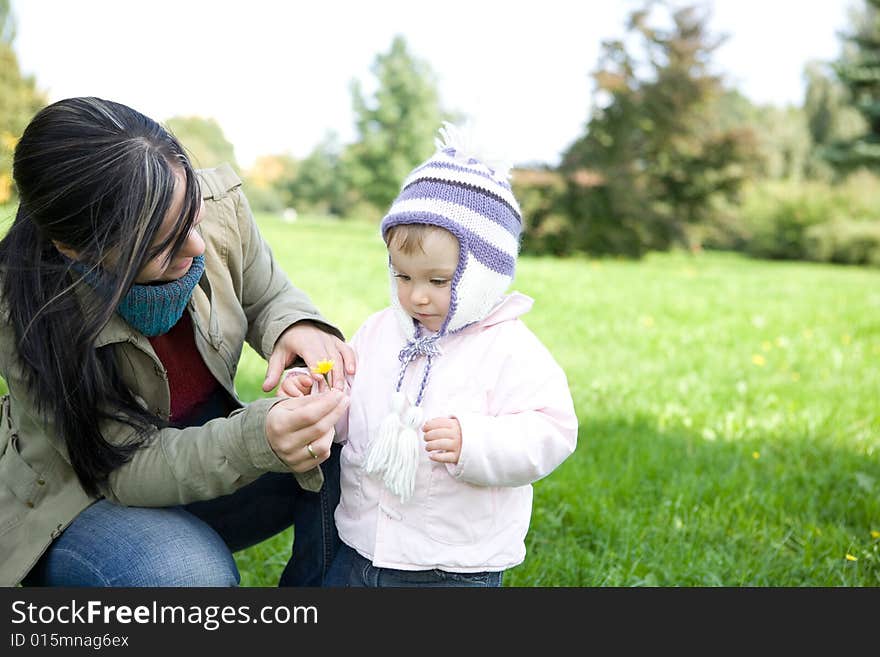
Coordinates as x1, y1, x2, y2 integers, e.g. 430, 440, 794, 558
365, 122, 523, 502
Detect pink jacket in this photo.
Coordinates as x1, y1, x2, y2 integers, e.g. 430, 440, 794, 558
333, 292, 578, 572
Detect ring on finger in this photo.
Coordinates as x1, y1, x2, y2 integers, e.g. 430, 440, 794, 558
306, 442, 318, 459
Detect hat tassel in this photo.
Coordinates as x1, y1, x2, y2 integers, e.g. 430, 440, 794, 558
364, 391, 422, 503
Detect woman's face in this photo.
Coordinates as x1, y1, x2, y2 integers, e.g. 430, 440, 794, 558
134, 170, 206, 284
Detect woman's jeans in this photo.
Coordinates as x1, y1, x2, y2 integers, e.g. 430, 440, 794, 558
22, 444, 342, 587
327, 542, 503, 588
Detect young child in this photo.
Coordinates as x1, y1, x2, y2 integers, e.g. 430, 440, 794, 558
282, 123, 578, 587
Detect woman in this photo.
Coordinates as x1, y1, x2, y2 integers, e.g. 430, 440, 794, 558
0, 97, 354, 587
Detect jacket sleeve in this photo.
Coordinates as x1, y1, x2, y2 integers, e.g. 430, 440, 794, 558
101, 398, 294, 506
0, 328, 293, 507
228, 177, 344, 359
447, 323, 579, 488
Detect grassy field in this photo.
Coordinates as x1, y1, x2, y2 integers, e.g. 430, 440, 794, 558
230, 213, 880, 587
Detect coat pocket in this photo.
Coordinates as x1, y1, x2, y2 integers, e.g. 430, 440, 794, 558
424, 463, 497, 545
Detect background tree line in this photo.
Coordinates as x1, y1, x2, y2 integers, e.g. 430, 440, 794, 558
4, 0, 880, 266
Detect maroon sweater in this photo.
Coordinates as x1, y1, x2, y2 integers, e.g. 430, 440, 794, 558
148, 313, 226, 425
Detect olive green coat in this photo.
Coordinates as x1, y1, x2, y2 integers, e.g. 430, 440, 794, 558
0, 164, 340, 586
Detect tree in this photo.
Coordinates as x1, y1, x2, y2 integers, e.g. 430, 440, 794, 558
0, 0, 46, 204
345, 35, 449, 214
825, 0, 880, 172
560, 1, 756, 256
286, 132, 351, 216
803, 61, 866, 178
164, 115, 239, 173
714, 90, 812, 182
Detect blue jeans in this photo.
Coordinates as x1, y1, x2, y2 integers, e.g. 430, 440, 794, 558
22, 444, 342, 587
327, 543, 504, 588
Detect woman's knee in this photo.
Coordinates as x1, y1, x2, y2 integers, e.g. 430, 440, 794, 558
26, 501, 240, 587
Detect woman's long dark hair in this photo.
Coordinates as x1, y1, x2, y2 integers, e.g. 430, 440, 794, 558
0, 97, 202, 496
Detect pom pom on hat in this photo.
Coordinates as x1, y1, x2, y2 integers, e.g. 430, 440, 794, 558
434, 121, 513, 182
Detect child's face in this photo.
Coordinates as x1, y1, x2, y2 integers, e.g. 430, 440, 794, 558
388, 228, 459, 333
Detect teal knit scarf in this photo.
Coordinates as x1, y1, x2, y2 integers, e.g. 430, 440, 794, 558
72, 255, 206, 337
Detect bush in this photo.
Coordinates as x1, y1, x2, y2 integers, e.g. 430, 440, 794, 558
513, 168, 570, 256
805, 219, 880, 266
735, 171, 880, 262
738, 182, 836, 259
241, 183, 285, 213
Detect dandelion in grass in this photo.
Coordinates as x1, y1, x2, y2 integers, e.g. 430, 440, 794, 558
846, 554, 858, 562
752, 354, 766, 367
752, 451, 760, 460
871, 530, 880, 540
311, 359, 335, 388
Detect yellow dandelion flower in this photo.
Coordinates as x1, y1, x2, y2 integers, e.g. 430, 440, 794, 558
871, 530, 880, 539
752, 451, 760, 460
752, 354, 766, 367
845, 554, 858, 562
311, 359, 335, 387
312, 359, 334, 375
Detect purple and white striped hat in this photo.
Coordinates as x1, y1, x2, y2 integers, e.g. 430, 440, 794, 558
381, 122, 522, 339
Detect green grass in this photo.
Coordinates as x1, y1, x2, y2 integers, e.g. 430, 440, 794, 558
230, 213, 880, 586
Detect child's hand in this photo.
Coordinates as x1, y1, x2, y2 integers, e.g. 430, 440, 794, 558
422, 417, 462, 464
278, 372, 315, 398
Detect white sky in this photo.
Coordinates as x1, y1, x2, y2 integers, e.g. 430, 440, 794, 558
11, 0, 853, 168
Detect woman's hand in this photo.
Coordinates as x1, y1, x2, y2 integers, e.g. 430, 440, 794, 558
265, 390, 349, 473
262, 322, 356, 393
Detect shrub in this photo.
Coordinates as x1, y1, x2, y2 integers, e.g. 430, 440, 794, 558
735, 171, 880, 262
805, 220, 880, 266
513, 168, 572, 256
738, 182, 837, 259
